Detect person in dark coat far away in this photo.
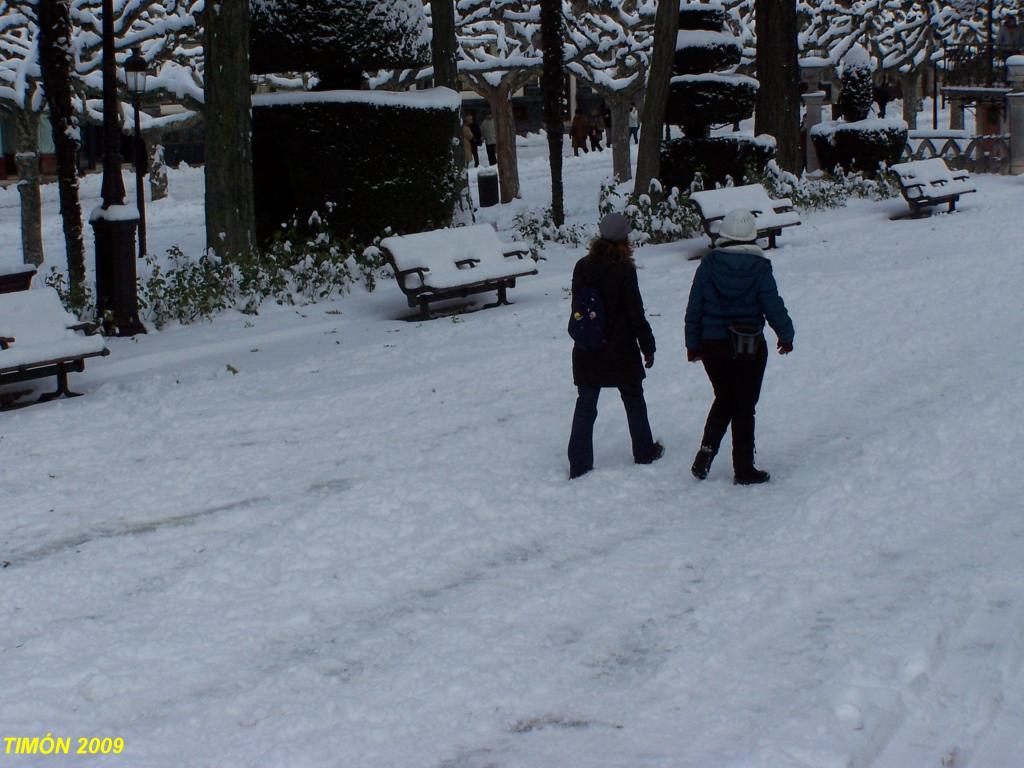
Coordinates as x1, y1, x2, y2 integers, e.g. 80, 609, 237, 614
571, 109, 590, 156
568, 213, 664, 480
685, 209, 794, 485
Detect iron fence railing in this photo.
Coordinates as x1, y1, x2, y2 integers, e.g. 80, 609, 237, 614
903, 131, 1010, 174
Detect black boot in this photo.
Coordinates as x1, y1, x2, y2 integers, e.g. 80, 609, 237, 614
636, 441, 664, 465
691, 445, 715, 480
733, 439, 769, 485
733, 466, 770, 485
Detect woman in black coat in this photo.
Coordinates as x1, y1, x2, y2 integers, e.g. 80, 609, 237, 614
567, 213, 663, 479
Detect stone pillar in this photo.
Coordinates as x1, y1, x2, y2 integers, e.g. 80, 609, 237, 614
802, 91, 826, 173
949, 96, 965, 130
1008, 92, 1024, 175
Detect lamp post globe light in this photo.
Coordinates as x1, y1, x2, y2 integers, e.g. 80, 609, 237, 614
124, 47, 148, 258
91, 0, 145, 337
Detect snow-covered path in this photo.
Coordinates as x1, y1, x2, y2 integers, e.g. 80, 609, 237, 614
3, 150, 1024, 766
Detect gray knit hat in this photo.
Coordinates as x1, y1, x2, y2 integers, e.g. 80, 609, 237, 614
598, 212, 630, 243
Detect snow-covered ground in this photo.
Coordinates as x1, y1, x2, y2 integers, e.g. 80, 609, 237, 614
2, 133, 1024, 768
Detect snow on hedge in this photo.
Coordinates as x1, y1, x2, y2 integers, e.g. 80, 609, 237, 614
677, 29, 740, 50
252, 87, 461, 111
811, 117, 910, 143
672, 72, 759, 88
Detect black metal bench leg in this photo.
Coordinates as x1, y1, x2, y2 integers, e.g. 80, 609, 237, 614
38, 364, 82, 402
498, 285, 508, 305
949, 198, 957, 212
768, 232, 777, 249
419, 298, 431, 320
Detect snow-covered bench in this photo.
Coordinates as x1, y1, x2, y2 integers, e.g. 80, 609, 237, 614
0, 264, 36, 294
380, 224, 537, 319
0, 288, 109, 403
889, 158, 975, 216
690, 183, 802, 249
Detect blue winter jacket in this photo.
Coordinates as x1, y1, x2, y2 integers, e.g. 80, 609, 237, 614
684, 245, 794, 351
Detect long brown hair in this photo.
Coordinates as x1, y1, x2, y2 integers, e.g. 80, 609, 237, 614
587, 236, 635, 266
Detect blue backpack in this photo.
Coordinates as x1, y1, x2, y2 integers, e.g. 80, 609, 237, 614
568, 285, 607, 351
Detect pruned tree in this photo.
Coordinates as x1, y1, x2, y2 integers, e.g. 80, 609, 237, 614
0, 2, 45, 265
203, 0, 254, 258
565, 0, 654, 183
457, 0, 542, 203
755, 0, 800, 171
37, 0, 86, 294
633, 0, 677, 195
540, 0, 564, 223
429, 0, 474, 224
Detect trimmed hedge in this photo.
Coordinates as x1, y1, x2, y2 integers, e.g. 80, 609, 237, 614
674, 37, 742, 75
679, 5, 726, 30
660, 135, 776, 190
252, 92, 460, 244
811, 121, 908, 177
665, 77, 758, 129
250, 0, 428, 84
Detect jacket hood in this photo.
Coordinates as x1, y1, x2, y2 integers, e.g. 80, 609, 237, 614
705, 246, 769, 301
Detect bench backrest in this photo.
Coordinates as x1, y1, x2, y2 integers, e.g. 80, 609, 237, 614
690, 183, 785, 219
890, 158, 959, 186
381, 224, 508, 273
0, 288, 106, 368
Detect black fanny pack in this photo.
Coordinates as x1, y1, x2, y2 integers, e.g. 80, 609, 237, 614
727, 321, 764, 360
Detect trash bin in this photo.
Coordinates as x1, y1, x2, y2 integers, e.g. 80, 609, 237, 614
478, 168, 499, 208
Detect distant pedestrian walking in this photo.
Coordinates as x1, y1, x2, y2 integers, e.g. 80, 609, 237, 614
874, 78, 892, 118
589, 110, 605, 152
481, 114, 497, 166
467, 112, 482, 167
629, 106, 640, 144
568, 213, 663, 479
684, 209, 794, 485
571, 109, 590, 156
461, 115, 476, 167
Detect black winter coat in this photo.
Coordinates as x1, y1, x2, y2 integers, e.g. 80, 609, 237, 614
570, 255, 656, 388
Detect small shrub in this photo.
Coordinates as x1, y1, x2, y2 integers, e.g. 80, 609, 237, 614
599, 179, 701, 245
44, 267, 95, 322
757, 160, 900, 211
513, 208, 588, 251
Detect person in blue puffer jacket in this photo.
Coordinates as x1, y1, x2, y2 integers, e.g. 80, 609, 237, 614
684, 209, 794, 485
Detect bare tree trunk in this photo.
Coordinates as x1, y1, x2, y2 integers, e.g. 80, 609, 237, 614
430, 0, 473, 224
610, 99, 633, 182
755, 0, 801, 172
14, 109, 44, 266
900, 68, 920, 129
147, 141, 169, 201
540, 0, 564, 225
478, 84, 521, 203
204, 0, 255, 257
38, 0, 86, 291
634, 0, 678, 195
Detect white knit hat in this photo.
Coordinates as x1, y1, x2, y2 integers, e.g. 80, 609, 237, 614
717, 209, 758, 244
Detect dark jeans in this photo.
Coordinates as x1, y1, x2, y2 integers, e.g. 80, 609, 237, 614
629, 127, 639, 144
568, 383, 656, 474
699, 341, 768, 470
471, 144, 480, 167
485, 144, 497, 165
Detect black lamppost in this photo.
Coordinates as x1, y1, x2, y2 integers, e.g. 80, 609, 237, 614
91, 0, 145, 336
124, 48, 148, 258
